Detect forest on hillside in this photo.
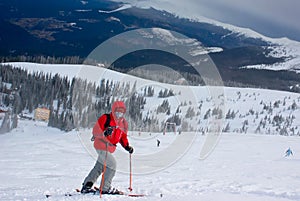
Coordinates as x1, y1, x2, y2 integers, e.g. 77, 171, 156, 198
0, 64, 175, 133
1, 63, 299, 136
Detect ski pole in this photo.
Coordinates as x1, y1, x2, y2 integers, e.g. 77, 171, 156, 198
128, 153, 133, 192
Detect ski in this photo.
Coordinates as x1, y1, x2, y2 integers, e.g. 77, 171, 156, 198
125, 194, 146, 197
93, 186, 146, 197
46, 187, 146, 198
45, 189, 95, 198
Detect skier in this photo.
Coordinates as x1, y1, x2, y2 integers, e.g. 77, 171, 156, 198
285, 147, 293, 157
157, 139, 161, 147
81, 101, 134, 195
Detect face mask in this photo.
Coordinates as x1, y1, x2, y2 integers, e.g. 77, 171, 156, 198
115, 111, 124, 119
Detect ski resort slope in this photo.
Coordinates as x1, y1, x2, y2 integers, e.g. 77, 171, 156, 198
0, 62, 300, 200
0, 119, 300, 201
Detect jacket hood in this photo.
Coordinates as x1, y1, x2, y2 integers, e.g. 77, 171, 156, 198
112, 101, 126, 113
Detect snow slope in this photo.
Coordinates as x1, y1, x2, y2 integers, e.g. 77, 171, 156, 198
98, 4, 132, 13
0, 62, 300, 200
4, 62, 300, 135
0, 120, 300, 201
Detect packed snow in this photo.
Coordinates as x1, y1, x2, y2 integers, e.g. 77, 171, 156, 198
0, 119, 300, 201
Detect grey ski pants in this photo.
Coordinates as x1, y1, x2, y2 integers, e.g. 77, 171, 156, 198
83, 150, 116, 191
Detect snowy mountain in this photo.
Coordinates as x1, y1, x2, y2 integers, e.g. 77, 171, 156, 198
111, 0, 300, 73
1, 0, 300, 93
0, 62, 300, 201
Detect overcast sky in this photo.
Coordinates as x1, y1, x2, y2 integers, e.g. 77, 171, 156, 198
115, 0, 300, 41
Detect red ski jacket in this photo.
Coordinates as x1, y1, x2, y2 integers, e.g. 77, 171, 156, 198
92, 112, 129, 153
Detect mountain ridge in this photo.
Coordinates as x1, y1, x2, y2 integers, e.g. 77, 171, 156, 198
1, 0, 300, 92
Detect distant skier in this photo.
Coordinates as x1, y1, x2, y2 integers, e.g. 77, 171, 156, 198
157, 139, 161, 147
285, 147, 293, 157
80, 101, 134, 195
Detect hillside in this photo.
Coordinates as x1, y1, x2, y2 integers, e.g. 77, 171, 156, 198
1, 62, 299, 137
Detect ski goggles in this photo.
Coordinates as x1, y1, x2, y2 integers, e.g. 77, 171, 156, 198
114, 111, 125, 119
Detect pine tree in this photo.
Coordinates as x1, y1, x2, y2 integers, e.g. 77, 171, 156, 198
223, 123, 230, 132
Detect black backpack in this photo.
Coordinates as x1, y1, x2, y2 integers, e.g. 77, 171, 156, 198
104, 113, 111, 128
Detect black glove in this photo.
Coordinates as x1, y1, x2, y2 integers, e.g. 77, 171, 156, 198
104, 127, 113, 137
125, 145, 134, 154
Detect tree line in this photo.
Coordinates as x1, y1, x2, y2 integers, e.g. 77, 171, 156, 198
0, 64, 148, 132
